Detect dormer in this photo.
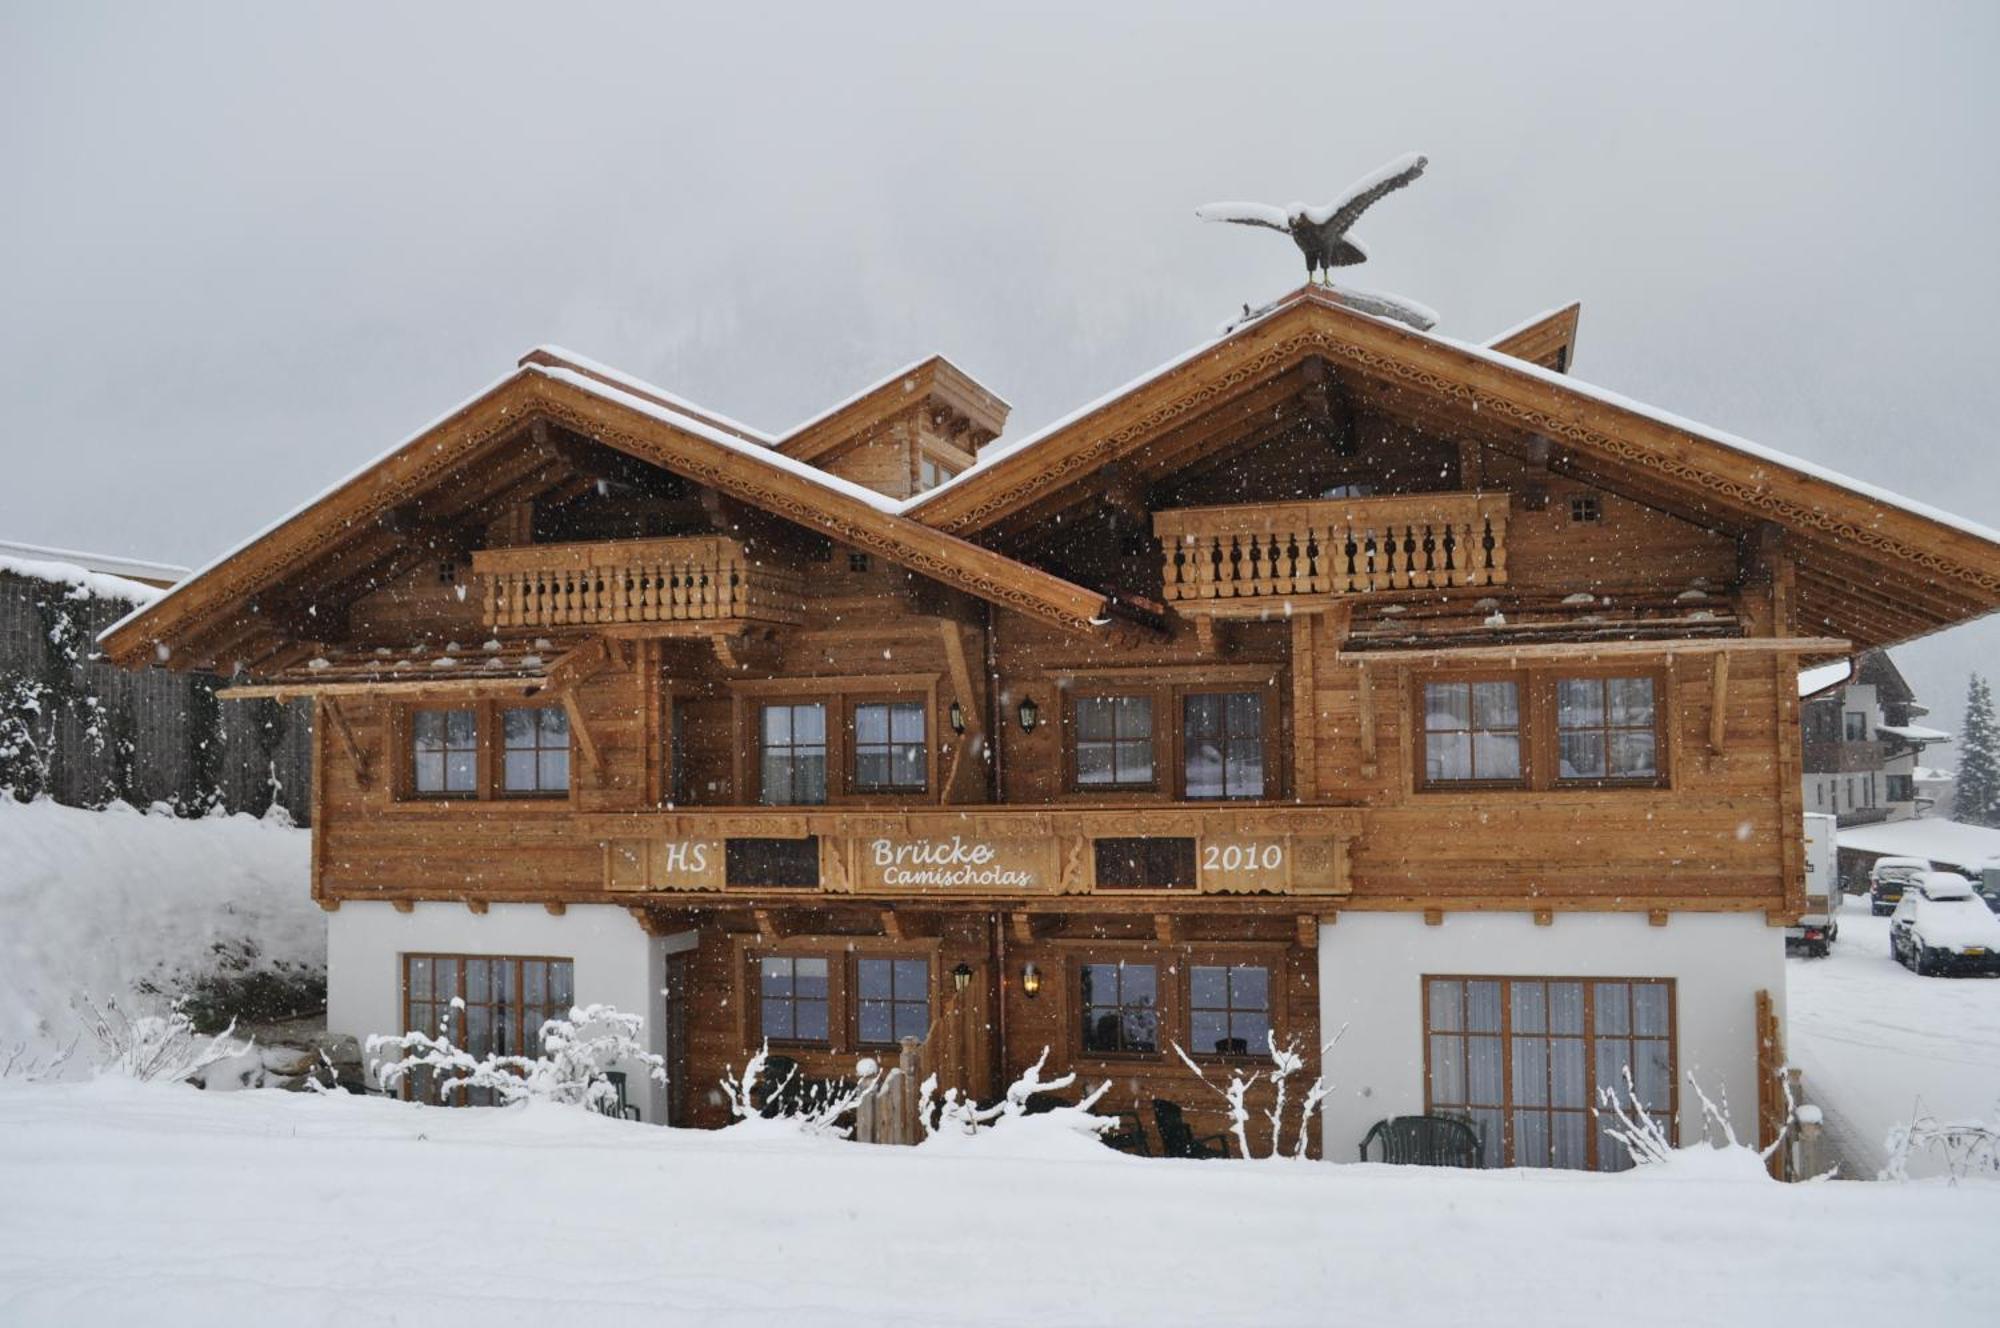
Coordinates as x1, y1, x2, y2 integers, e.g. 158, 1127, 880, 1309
777, 355, 1009, 500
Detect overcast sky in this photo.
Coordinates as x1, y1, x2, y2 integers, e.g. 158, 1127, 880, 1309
4, 1, 1997, 745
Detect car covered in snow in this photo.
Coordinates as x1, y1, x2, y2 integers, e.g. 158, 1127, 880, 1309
1870, 856, 1932, 916
1890, 872, 2000, 976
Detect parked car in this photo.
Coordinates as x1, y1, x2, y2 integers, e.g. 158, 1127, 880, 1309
1870, 856, 1932, 916
1976, 860, 2000, 915
1890, 872, 2000, 976
1787, 813, 1840, 956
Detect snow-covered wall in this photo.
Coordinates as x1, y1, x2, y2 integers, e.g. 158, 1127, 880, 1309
327, 902, 670, 1121
1318, 911, 1783, 1162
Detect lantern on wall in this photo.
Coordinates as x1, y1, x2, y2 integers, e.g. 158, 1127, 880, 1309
1021, 961, 1042, 999
948, 699, 967, 735
952, 962, 974, 994
1016, 696, 1040, 733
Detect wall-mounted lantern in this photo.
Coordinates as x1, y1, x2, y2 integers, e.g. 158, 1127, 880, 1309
952, 962, 974, 994
1021, 961, 1042, 999
1017, 696, 1040, 733
948, 699, 967, 735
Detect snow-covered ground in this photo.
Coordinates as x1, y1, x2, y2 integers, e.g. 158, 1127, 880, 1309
0, 1077, 1992, 1328
1788, 892, 2000, 1177
0, 798, 317, 1049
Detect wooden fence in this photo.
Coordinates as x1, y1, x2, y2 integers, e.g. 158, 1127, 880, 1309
0, 570, 312, 822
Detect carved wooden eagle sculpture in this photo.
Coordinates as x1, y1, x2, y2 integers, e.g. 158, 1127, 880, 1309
1196, 152, 1428, 284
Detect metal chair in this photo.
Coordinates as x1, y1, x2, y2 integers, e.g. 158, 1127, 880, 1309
1357, 1115, 1484, 1167
1100, 1111, 1153, 1156
1152, 1099, 1231, 1159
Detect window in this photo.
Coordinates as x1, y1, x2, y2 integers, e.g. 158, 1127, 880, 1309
1321, 482, 1376, 498
1844, 712, 1867, 741
847, 551, 871, 573
411, 708, 477, 795
403, 954, 573, 1105
1073, 695, 1155, 788
758, 956, 830, 1044
855, 957, 930, 1045
1886, 774, 1914, 802
1094, 837, 1196, 889
1183, 692, 1265, 799
853, 701, 927, 792
1421, 680, 1522, 784
917, 455, 958, 493
1569, 495, 1602, 523
1189, 964, 1271, 1057
500, 706, 570, 796
759, 703, 827, 805
1555, 676, 1657, 782
1425, 976, 1673, 1170
1080, 961, 1158, 1054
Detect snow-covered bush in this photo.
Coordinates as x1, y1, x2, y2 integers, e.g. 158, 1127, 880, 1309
1, 1037, 78, 1083
1597, 1066, 1797, 1179
1172, 1030, 1338, 1159
721, 1041, 873, 1137
1881, 1103, 2000, 1183
915, 1046, 1111, 1153
368, 1002, 663, 1112
77, 994, 246, 1083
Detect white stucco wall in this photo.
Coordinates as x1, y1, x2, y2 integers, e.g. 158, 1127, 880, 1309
327, 902, 670, 1121
1318, 911, 1784, 1164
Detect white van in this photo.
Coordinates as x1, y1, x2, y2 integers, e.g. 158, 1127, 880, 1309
1788, 813, 1840, 956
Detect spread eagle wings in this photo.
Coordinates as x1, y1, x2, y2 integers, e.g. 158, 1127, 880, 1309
1194, 153, 1429, 241
1191, 200, 1291, 232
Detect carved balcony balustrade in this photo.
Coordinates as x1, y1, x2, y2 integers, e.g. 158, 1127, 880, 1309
1152, 491, 1510, 615
471, 537, 804, 632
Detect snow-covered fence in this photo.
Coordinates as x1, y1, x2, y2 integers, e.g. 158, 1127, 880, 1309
0, 569, 312, 819
853, 1036, 929, 1145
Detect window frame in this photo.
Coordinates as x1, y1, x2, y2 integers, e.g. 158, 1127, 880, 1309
396, 700, 574, 805
407, 704, 481, 800
730, 675, 941, 807
496, 703, 573, 800
400, 952, 575, 1105
1067, 692, 1162, 793
754, 953, 835, 1047
847, 695, 930, 795
1056, 670, 1284, 802
755, 699, 832, 807
1421, 974, 1677, 1171
1067, 945, 1289, 1068
1411, 666, 1671, 794
739, 938, 942, 1060
851, 954, 934, 1048
1185, 959, 1276, 1061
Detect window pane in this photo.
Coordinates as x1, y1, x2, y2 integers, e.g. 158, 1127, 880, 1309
1549, 982, 1584, 1035
503, 707, 536, 747
1465, 982, 1502, 1033
893, 959, 926, 994
1229, 965, 1269, 1009
1225, 692, 1261, 737
540, 707, 568, 740
893, 1001, 928, 1042
1428, 980, 1462, 1032
1560, 732, 1606, 779
858, 1001, 892, 1044
795, 957, 829, 997
1557, 678, 1602, 727
408, 956, 431, 1001
1226, 746, 1264, 799
855, 704, 888, 745
1231, 1008, 1271, 1051
1122, 963, 1157, 1004
761, 1000, 793, 1041
857, 958, 892, 1000
1117, 695, 1152, 739
1608, 677, 1655, 725
890, 703, 925, 743
1511, 981, 1546, 1035
892, 744, 925, 788
1636, 1040, 1671, 1110
1552, 1112, 1588, 1170
1425, 682, 1470, 732
503, 751, 536, 790
1426, 732, 1471, 781
1550, 1037, 1587, 1107
1610, 731, 1657, 778
1513, 1036, 1548, 1106
413, 712, 443, 750
1632, 983, 1670, 1037
1466, 1035, 1504, 1106
1115, 741, 1153, 783
761, 958, 793, 998
1472, 733, 1521, 781
1121, 1007, 1157, 1052
1184, 693, 1220, 738
856, 750, 889, 788
763, 707, 792, 743
445, 751, 475, 791
445, 710, 477, 746
1472, 681, 1519, 729
1185, 740, 1222, 799
793, 705, 826, 744
415, 752, 444, 792
1429, 1034, 1465, 1102
1514, 1109, 1550, 1166
1076, 698, 1113, 741
1192, 1011, 1229, 1054
1076, 744, 1113, 784
797, 754, 826, 804
550, 962, 572, 1009
538, 750, 568, 790
1594, 983, 1630, 1035
760, 753, 793, 804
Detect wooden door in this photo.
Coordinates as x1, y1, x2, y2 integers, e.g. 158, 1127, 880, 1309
662, 952, 691, 1126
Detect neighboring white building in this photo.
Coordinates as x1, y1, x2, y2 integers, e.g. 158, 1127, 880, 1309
1800, 650, 1950, 825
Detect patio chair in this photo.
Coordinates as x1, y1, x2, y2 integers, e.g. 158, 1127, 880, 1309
1152, 1099, 1231, 1159
1100, 1112, 1152, 1156
1357, 1115, 1484, 1168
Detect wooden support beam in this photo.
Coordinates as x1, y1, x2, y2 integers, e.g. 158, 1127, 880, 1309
544, 901, 567, 917
322, 697, 372, 787
1423, 908, 1444, 927
536, 636, 610, 697
316, 897, 340, 913
1291, 612, 1317, 801
879, 908, 905, 941
1154, 914, 1182, 944
560, 692, 604, 786
1708, 651, 1731, 755
754, 908, 782, 943
1296, 914, 1319, 948
392, 899, 415, 914
1356, 660, 1378, 778
1533, 910, 1554, 927
1648, 910, 1669, 928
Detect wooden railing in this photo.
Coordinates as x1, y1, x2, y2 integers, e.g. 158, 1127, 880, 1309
1152, 492, 1510, 610
471, 537, 804, 631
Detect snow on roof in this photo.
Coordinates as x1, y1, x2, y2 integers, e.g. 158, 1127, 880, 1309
774, 352, 1012, 443
525, 345, 774, 444
1836, 817, 2000, 868
1482, 304, 1578, 348
1, 545, 174, 606
1879, 724, 1952, 743
1913, 766, 1955, 782
1798, 660, 1852, 698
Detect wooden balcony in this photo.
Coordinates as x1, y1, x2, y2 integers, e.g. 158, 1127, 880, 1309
471, 537, 804, 632
1152, 491, 1510, 614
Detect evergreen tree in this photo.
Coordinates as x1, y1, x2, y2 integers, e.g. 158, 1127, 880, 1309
1953, 673, 2000, 827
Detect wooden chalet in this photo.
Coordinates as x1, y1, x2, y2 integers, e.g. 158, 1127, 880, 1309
101, 285, 2000, 1167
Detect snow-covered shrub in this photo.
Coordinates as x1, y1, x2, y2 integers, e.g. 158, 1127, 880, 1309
1881, 1103, 2000, 1183
915, 1046, 1111, 1153
77, 994, 247, 1083
721, 1041, 872, 1137
1597, 1066, 1796, 1179
1, 1036, 78, 1083
368, 1002, 663, 1112
1172, 1030, 1338, 1159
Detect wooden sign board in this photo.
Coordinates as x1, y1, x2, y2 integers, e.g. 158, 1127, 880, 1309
854, 835, 1059, 893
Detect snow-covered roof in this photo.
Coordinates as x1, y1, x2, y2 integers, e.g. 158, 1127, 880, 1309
524, 346, 774, 444
1913, 766, 1955, 782
1798, 660, 1852, 699
1878, 724, 1952, 744
1482, 305, 1578, 348
1836, 817, 2000, 869
0, 543, 178, 606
